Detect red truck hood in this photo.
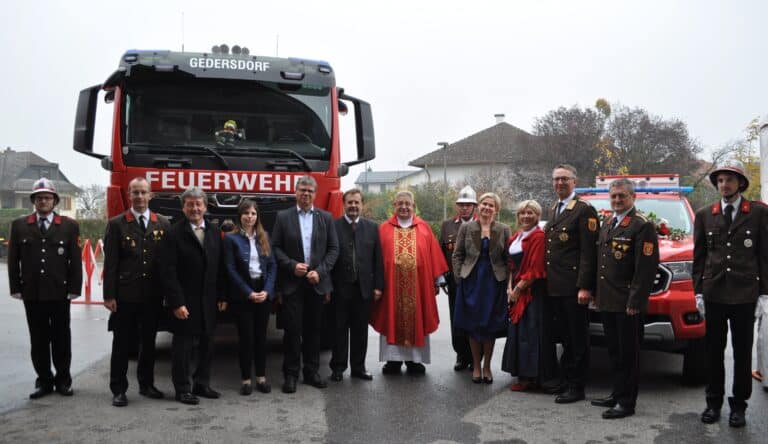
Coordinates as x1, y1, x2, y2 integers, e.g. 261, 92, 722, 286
658, 235, 693, 262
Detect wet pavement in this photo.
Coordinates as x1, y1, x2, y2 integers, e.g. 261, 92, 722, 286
0, 262, 766, 443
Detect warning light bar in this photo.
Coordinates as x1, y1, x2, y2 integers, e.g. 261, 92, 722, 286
576, 187, 694, 194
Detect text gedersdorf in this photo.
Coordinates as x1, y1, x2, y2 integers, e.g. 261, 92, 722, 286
188, 57, 270, 72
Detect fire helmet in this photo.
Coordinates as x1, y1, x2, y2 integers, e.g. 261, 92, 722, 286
455, 186, 478, 204
29, 177, 60, 205
709, 160, 749, 192
224, 120, 237, 130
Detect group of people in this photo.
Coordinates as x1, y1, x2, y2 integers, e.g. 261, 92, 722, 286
6, 161, 767, 428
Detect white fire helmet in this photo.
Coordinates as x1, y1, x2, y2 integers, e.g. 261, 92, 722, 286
29, 177, 60, 205
455, 186, 478, 204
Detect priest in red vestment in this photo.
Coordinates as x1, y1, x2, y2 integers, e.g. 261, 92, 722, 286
370, 191, 448, 374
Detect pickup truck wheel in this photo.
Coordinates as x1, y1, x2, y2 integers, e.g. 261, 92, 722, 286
682, 337, 707, 386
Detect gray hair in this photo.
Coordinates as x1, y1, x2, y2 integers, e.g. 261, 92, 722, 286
553, 164, 577, 179
609, 178, 635, 194
393, 190, 415, 203
296, 175, 317, 190
181, 186, 207, 203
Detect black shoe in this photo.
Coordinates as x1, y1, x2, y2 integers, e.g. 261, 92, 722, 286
602, 404, 635, 419
382, 361, 403, 375
701, 407, 721, 424
112, 393, 128, 407
192, 385, 220, 399
304, 373, 328, 389
541, 383, 567, 395
139, 386, 164, 399
175, 392, 199, 405
56, 384, 73, 396
591, 396, 617, 408
240, 383, 253, 396
255, 381, 271, 394
330, 371, 344, 382
351, 370, 373, 381
728, 411, 746, 428
282, 376, 297, 394
453, 360, 470, 371
405, 362, 426, 374
29, 386, 53, 400
555, 389, 585, 404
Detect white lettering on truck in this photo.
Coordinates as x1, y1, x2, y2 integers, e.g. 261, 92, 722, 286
145, 171, 297, 193
188, 57, 271, 72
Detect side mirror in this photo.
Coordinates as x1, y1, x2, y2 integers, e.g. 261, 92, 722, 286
73, 85, 107, 160
338, 88, 375, 167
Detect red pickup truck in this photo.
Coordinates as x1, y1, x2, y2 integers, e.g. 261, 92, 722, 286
577, 174, 706, 384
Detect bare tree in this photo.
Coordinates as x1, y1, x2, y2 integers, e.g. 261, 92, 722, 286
76, 184, 106, 219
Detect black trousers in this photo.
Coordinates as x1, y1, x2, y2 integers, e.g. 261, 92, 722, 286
602, 311, 642, 408
234, 278, 271, 380
447, 278, 472, 364
281, 282, 324, 378
109, 300, 160, 395
704, 301, 756, 410
23, 300, 72, 388
171, 332, 214, 393
543, 295, 590, 391
330, 282, 371, 373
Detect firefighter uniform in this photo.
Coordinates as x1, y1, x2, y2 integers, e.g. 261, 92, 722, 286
543, 195, 599, 393
103, 209, 170, 397
693, 198, 768, 417
440, 215, 472, 367
596, 207, 658, 411
8, 212, 82, 394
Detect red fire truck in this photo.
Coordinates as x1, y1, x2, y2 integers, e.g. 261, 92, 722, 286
73, 45, 375, 226
577, 174, 706, 384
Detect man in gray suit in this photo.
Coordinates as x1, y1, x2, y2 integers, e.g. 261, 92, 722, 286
272, 176, 339, 393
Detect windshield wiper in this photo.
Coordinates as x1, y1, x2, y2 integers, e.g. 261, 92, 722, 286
229, 146, 312, 171
127, 143, 230, 170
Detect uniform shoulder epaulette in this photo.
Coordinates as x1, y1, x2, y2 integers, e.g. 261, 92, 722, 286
633, 211, 648, 222
575, 197, 593, 208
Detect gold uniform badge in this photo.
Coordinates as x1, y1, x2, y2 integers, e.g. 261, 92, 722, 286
587, 218, 597, 232
643, 242, 654, 256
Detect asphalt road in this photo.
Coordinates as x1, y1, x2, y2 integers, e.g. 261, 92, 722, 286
0, 262, 765, 443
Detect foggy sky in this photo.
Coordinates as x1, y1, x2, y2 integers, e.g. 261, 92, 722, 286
1, 0, 765, 190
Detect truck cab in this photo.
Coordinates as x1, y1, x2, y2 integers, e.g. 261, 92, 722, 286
578, 174, 706, 384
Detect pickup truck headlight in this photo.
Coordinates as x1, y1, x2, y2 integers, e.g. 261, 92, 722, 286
663, 261, 693, 281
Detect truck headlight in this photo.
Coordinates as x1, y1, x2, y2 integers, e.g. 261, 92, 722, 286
664, 261, 693, 281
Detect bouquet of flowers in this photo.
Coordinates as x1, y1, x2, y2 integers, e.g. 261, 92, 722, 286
597, 208, 613, 225
646, 212, 686, 241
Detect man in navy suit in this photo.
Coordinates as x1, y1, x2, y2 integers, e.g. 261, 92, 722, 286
272, 176, 339, 393
329, 189, 384, 382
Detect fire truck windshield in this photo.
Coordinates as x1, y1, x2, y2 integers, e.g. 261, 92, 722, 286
122, 77, 332, 162
586, 198, 693, 234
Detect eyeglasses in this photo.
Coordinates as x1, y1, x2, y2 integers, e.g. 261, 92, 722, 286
297, 188, 316, 194
34, 196, 55, 201
552, 177, 573, 183
609, 193, 631, 199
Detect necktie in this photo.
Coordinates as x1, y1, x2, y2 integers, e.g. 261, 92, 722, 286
556, 202, 564, 218
194, 226, 205, 244
351, 221, 357, 233
350, 221, 358, 276
139, 215, 147, 232
611, 217, 618, 230
39, 218, 47, 234
724, 204, 734, 227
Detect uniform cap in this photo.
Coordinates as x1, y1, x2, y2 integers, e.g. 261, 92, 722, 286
709, 160, 749, 192
455, 185, 477, 204
29, 177, 60, 204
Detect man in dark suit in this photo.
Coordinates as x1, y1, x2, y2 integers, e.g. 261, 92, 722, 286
543, 164, 599, 403
693, 161, 768, 428
272, 175, 339, 393
329, 189, 384, 382
163, 186, 226, 405
103, 177, 170, 407
592, 178, 659, 419
439, 186, 476, 371
7, 178, 82, 399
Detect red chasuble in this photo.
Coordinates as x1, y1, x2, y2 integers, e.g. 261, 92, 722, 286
370, 215, 448, 347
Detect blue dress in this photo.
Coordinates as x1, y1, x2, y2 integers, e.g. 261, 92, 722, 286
454, 237, 508, 342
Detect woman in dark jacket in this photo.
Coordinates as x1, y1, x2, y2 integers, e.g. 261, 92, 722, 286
453, 192, 511, 384
222, 199, 277, 395
501, 200, 556, 391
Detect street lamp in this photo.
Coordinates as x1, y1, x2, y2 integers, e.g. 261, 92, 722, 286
437, 141, 449, 221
